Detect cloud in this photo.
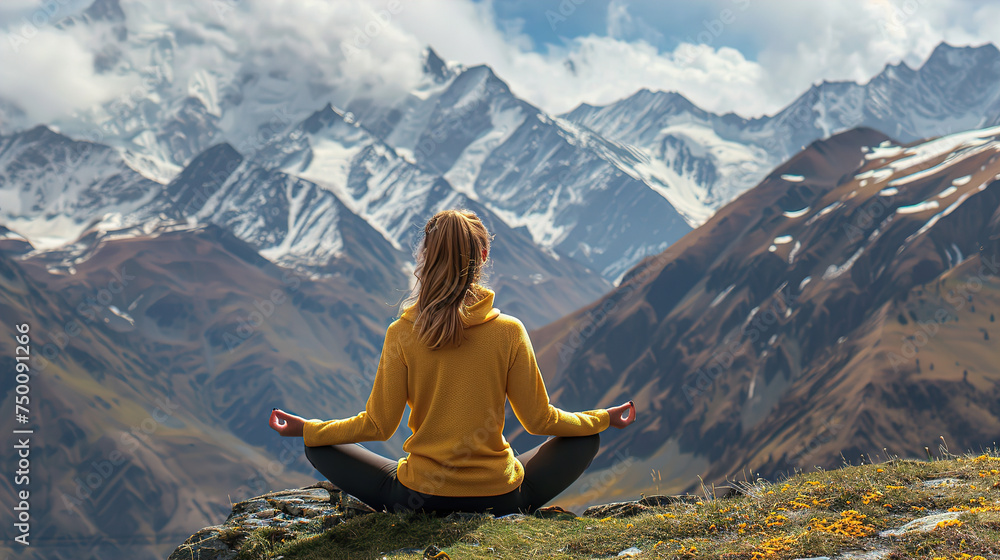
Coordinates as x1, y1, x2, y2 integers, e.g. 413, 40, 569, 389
0, 0, 426, 131
390, 0, 770, 115
1, 0, 999, 130
392, 0, 1000, 117
0, 26, 137, 124
121, 0, 425, 104
606, 0, 664, 46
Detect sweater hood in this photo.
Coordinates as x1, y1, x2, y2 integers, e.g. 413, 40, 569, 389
400, 285, 500, 325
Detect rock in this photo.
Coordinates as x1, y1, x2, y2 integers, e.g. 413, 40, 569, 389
339, 491, 377, 516
918, 478, 963, 497
878, 511, 963, 537
919, 478, 962, 488
168, 483, 364, 559
833, 551, 891, 559
710, 486, 744, 499
618, 546, 642, 556
306, 480, 341, 493
167, 526, 239, 560
583, 494, 707, 518
533, 505, 578, 519
583, 501, 650, 518
638, 494, 702, 507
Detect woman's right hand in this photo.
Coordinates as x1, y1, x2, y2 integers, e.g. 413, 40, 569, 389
608, 401, 636, 429
269, 408, 306, 437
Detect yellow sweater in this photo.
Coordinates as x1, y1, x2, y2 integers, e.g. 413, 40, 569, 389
302, 286, 610, 497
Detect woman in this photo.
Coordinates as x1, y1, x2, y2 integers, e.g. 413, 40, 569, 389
269, 209, 636, 515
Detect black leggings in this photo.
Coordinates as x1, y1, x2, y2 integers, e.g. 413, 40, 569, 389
303, 434, 600, 516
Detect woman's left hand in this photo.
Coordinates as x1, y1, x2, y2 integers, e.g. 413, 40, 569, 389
269, 408, 306, 437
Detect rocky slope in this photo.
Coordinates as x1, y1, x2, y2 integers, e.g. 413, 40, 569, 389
523, 125, 1000, 509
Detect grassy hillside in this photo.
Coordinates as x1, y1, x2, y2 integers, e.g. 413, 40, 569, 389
168, 450, 1000, 560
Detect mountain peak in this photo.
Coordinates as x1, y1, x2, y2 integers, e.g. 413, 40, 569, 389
302, 103, 345, 133
622, 88, 703, 117
922, 41, 1000, 72
422, 46, 450, 83
161, 143, 244, 215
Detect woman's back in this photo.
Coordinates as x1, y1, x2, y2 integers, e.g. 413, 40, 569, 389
306, 285, 609, 497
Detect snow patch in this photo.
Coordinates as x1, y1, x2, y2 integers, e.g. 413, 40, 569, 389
783, 207, 810, 218
936, 186, 958, 199
4, 215, 87, 250
0, 229, 26, 241
822, 247, 864, 280
710, 284, 736, 308
952, 175, 972, 186
865, 144, 904, 159
788, 241, 802, 264
107, 305, 135, 325
591, 120, 766, 228
948, 243, 964, 267
878, 187, 899, 196
819, 202, 841, 216
187, 69, 221, 117
870, 168, 894, 182
780, 173, 804, 182
444, 104, 525, 200
118, 149, 183, 184
896, 200, 940, 214
773, 235, 793, 244
884, 126, 1000, 187
295, 136, 365, 193
805, 201, 841, 226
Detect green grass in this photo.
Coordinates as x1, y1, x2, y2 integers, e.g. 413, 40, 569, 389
235, 452, 1000, 559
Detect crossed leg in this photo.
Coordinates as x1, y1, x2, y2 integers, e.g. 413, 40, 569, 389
303, 433, 601, 514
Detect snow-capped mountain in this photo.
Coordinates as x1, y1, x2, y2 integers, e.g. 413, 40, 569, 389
562, 42, 1000, 227
339, 59, 692, 280
0, 121, 611, 328
0, 125, 161, 248
5, 1, 1000, 284
0, 0, 692, 281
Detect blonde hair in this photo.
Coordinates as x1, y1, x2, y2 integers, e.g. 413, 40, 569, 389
407, 210, 491, 349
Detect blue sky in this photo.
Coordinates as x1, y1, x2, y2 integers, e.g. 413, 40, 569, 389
489, 0, 762, 59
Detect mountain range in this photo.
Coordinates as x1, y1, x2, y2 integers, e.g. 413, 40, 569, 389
6, 0, 1000, 284
526, 125, 1000, 508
